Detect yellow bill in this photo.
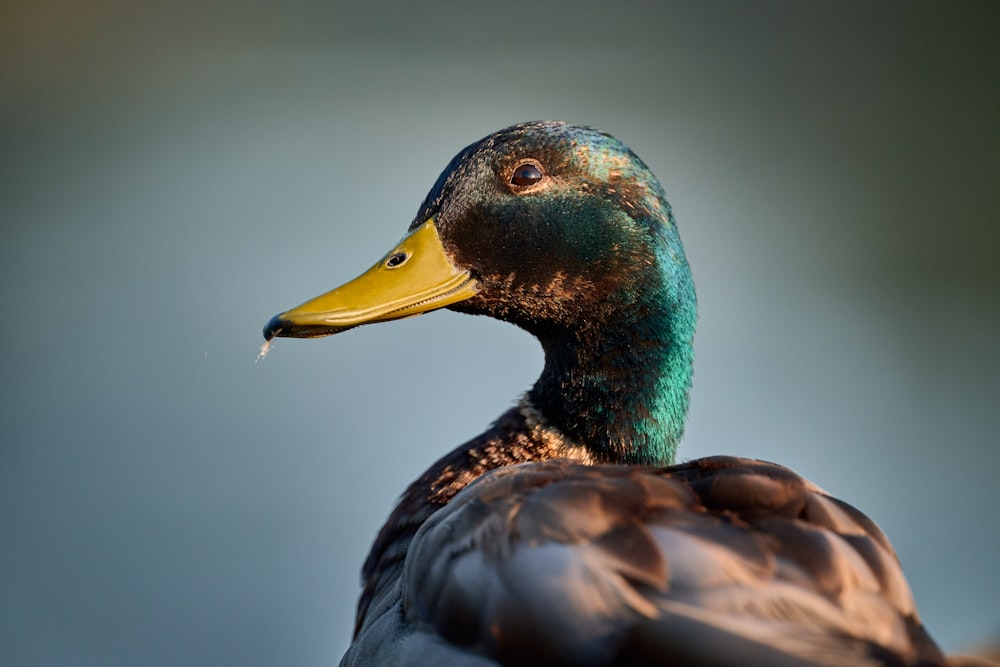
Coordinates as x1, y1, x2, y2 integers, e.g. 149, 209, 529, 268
263, 218, 478, 340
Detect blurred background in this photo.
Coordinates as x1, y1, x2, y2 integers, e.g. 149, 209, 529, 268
2, 1, 998, 665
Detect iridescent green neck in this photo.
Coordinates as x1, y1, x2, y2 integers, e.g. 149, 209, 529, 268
528, 222, 696, 466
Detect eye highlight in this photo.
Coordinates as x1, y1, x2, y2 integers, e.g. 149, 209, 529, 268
509, 160, 545, 189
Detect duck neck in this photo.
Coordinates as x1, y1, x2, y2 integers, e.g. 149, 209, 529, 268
528, 277, 695, 467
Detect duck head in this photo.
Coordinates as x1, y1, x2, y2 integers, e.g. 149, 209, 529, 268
265, 121, 697, 465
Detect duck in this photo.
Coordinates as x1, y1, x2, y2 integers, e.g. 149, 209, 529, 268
263, 121, 975, 666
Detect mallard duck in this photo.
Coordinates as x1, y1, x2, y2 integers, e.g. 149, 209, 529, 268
263, 121, 973, 666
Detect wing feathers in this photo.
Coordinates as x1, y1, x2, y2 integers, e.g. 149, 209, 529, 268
347, 457, 948, 666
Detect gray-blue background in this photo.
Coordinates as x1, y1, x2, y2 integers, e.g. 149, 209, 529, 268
2, 2, 998, 664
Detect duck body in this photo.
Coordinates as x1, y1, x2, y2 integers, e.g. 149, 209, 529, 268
347, 455, 941, 666
265, 122, 960, 666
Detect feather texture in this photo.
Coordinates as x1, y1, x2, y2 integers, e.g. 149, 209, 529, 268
263, 122, 983, 666
343, 458, 946, 666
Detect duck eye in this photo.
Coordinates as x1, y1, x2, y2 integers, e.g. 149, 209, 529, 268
385, 252, 409, 268
510, 162, 544, 187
